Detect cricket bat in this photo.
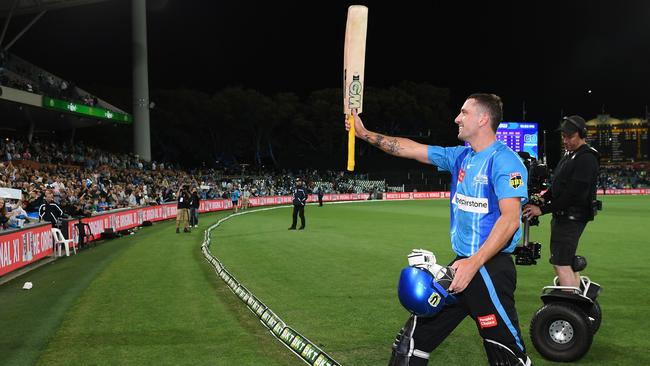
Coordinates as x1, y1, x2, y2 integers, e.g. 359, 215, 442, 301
343, 5, 368, 172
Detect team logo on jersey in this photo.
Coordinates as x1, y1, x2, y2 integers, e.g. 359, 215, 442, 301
509, 172, 523, 189
458, 169, 466, 183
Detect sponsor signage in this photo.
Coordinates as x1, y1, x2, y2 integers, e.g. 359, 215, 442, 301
384, 191, 451, 200
0, 223, 54, 276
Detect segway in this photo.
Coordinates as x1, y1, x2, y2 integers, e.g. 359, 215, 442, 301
529, 256, 602, 362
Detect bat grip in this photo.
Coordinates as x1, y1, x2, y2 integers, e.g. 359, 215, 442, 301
347, 114, 355, 171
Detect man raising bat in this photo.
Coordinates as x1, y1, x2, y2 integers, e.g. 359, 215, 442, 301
345, 94, 532, 366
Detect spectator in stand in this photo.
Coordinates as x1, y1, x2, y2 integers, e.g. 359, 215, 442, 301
9, 200, 28, 221
189, 187, 200, 228
0, 199, 10, 229
38, 190, 64, 227
97, 196, 109, 212
26, 188, 44, 212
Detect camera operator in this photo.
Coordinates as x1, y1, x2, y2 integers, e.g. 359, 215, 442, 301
523, 115, 600, 288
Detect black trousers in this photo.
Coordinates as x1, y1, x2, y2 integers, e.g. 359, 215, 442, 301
189, 207, 199, 226
291, 205, 305, 228
407, 253, 527, 364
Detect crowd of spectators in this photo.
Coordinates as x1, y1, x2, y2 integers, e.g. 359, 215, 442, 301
0, 137, 380, 229
0, 50, 99, 107
598, 164, 650, 189
5, 134, 647, 230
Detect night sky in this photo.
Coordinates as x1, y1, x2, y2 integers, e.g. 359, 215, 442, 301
7, 0, 650, 132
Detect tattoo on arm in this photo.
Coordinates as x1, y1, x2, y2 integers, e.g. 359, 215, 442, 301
365, 133, 403, 156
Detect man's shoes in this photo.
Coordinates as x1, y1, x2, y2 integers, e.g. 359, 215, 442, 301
288, 227, 296, 230
176, 228, 180, 233
183, 228, 189, 233
298, 227, 305, 230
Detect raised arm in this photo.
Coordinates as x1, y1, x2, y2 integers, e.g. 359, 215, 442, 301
345, 110, 431, 164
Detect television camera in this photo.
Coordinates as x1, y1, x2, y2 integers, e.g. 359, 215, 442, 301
512, 152, 548, 265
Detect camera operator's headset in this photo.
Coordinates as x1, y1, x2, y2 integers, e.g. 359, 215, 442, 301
562, 116, 587, 138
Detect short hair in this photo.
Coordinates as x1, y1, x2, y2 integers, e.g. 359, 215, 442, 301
468, 93, 503, 132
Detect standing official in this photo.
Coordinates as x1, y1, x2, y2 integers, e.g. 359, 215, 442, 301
288, 178, 308, 230
317, 186, 324, 207
523, 115, 600, 288
346, 93, 531, 366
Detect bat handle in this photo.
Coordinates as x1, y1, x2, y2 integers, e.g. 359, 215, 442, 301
347, 114, 355, 171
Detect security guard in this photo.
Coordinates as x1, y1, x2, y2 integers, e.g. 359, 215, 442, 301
523, 115, 600, 288
288, 178, 308, 230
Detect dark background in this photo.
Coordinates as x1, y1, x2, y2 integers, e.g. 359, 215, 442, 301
5, 0, 650, 170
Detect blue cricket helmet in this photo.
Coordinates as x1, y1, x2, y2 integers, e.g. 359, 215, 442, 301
397, 266, 453, 317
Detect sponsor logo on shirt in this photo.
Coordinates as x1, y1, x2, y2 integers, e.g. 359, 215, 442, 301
509, 172, 523, 189
478, 314, 498, 329
453, 193, 489, 213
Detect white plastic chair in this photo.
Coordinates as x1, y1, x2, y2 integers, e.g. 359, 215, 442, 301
51, 228, 77, 257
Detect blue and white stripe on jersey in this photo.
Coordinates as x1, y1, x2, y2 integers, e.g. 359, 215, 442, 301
427, 141, 528, 257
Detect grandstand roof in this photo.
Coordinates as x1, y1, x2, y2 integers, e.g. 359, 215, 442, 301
0, 90, 121, 133
587, 115, 648, 127
0, 0, 107, 18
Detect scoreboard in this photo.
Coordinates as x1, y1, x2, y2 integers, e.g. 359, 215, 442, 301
466, 122, 539, 159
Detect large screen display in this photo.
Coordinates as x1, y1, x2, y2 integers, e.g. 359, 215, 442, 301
466, 122, 538, 158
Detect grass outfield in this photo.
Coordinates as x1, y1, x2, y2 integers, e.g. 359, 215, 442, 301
209, 196, 650, 365
0, 211, 295, 366
1, 196, 649, 365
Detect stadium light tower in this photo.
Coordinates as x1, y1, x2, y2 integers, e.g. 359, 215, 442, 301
132, 0, 151, 161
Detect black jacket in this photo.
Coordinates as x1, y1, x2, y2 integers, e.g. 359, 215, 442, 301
292, 186, 308, 206
190, 192, 200, 209
39, 201, 64, 226
27, 193, 44, 212
177, 192, 191, 209
541, 144, 599, 220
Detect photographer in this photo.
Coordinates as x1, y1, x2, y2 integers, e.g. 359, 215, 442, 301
175, 184, 191, 233
523, 115, 599, 288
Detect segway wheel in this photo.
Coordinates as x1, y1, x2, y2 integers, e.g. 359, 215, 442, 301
530, 302, 593, 362
586, 300, 602, 334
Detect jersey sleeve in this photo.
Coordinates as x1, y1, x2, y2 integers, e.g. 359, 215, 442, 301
492, 151, 528, 201
427, 145, 469, 172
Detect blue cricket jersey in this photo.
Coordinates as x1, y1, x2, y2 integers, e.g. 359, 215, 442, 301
232, 189, 241, 201
427, 141, 528, 256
